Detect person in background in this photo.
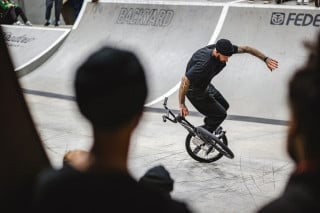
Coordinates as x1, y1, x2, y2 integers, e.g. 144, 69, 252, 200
258, 33, 320, 212
33, 46, 192, 213
44, 0, 62, 27
0, 0, 32, 25
63, 0, 83, 22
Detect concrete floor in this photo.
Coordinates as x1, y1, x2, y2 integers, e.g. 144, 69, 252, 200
24, 92, 293, 213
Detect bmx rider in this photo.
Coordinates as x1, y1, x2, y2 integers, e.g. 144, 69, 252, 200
178, 39, 278, 133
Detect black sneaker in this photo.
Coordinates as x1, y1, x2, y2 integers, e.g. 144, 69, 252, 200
214, 126, 223, 135
44, 21, 50, 26
215, 127, 225, 139
55, 21, 59, 27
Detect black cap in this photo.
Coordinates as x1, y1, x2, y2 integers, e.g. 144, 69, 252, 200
139, 165, 174, 194
216, 39, 234, 56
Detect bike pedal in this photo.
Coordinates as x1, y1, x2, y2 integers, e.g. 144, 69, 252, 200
214, 126, 223, 135
217, 130, 226, 139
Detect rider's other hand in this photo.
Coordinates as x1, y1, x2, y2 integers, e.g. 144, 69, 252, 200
266, 58, 278, 72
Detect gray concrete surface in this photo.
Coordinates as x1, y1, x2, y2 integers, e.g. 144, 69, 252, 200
215, 4, 320, 120
20, 1, 223, 102
20, 0, 320, 121
24, 92, 292, 213
9, 0, 318, 212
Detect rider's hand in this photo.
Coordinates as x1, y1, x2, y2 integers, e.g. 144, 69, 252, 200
180, 104, 189, 117
265, 57, 278, 72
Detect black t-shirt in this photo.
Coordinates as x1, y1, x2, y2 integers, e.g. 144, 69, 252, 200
33, 166, 192, 213
185, 44, 238, 91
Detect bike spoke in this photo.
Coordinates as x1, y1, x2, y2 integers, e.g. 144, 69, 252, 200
193, 146, 201, 154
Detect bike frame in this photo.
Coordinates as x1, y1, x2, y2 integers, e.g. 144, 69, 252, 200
162, 97, 196, 135
162, 97, 234, 160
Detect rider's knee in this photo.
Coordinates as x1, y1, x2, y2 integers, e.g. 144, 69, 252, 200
220, 111, 227, 120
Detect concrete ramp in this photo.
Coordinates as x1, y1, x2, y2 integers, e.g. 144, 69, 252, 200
19, 1, 320, 122
2, 25, 70, 77
214, 5, 320, 121
20, 1, 223, 103
146, 3, 320, 123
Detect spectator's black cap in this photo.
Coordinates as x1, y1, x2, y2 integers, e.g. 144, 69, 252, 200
216, 39, 234, 56
139, 165, 174, 194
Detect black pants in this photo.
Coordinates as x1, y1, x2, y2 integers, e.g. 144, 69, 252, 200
45, 0, 62, 22
187, 84, 229, 132
67, 0, 84, 19
8, 7, 28, 23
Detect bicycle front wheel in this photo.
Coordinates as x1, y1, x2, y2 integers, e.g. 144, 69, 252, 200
185, 133, 224, 163
185, 127, 234, 162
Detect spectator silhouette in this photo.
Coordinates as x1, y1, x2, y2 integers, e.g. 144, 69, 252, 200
0, 26, 50, 213
258, 33, 320, 212
139, 165, 174, 198
62, 0, 83, 24
33, 47, 192, 213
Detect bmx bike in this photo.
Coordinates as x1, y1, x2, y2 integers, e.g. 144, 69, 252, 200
162, 97, 234, 163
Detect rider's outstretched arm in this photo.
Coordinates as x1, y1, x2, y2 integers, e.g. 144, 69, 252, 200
179, 75, 190, 117
237, 46, 278, 72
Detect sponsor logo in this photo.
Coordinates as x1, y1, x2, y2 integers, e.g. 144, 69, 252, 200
271, 12, 320, 26
270, 12, 285, 25
3, 32, 35, 43
116, 8, 174, 27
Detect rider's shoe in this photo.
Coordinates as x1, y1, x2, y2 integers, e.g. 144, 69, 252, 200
214, 126, 223, 135
214, 126, 226, 139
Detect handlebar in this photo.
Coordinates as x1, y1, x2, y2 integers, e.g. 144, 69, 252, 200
162, 97, 196, 132
162, 97, 188, 124
162, 97, 177, 123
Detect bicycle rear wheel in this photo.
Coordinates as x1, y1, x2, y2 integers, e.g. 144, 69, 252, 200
185, 128, 232, 163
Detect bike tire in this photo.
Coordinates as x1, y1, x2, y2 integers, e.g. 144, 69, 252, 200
185, 128, 233, 163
